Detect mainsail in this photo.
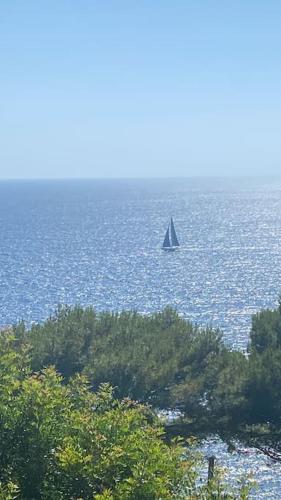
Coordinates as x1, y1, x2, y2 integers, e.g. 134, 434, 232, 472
170, 217, 180, 247
163, 226, 171, 248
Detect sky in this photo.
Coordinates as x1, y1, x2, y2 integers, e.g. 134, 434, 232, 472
1, 1, 281, 179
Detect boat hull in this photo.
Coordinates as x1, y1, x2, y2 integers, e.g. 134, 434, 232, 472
162, 246, 178, 252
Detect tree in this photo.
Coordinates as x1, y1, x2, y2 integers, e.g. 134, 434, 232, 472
0, 330, 227, 499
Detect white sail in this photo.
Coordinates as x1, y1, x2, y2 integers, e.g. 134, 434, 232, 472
170, 217, 179, 247
163, 225, 171, 248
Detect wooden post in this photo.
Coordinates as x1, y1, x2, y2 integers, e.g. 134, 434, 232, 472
208, 455, 215, 482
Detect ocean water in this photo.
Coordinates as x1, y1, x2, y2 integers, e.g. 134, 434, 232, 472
1, 177, 281, 496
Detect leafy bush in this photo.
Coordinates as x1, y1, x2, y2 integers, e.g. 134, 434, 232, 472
0, 330, 228, 499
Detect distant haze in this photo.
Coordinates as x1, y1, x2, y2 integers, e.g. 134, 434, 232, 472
1, 1, 281, 179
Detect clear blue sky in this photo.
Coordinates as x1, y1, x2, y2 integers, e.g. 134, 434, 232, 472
1, 1, 281, 179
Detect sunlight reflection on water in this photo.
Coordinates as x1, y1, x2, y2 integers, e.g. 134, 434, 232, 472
1, 177, 281, 496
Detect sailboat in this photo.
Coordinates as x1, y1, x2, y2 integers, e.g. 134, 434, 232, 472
162, 217, 180, 251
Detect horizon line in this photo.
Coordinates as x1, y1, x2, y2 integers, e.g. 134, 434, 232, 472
1, 174, 281, 182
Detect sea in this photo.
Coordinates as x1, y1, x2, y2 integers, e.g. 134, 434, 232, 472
1, 177, 281, 497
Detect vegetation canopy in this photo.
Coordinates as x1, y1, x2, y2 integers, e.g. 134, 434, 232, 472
0, 326, 249, 499
12, 303, 281, 432
5, 301, 281, 497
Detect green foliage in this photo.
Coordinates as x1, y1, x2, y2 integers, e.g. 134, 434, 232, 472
0, 332, 210, 499
195, 302, 281, 429
23, 305, 97, 378
12, 302, 281, 430
0, 325, 250, 499
199, 472, 253, 500
207, 350, 249, 425
0, 482, 19, 500
240, 305, 281, 424
14, 306, 226, 415
250, 308, 281, 354
10, 299, 281, 488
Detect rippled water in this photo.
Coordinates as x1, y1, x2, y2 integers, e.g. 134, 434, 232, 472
200, 437, 281, 499
1, 177, 281, 496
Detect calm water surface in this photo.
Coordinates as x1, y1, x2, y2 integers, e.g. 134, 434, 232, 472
1, 177, 281, 497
